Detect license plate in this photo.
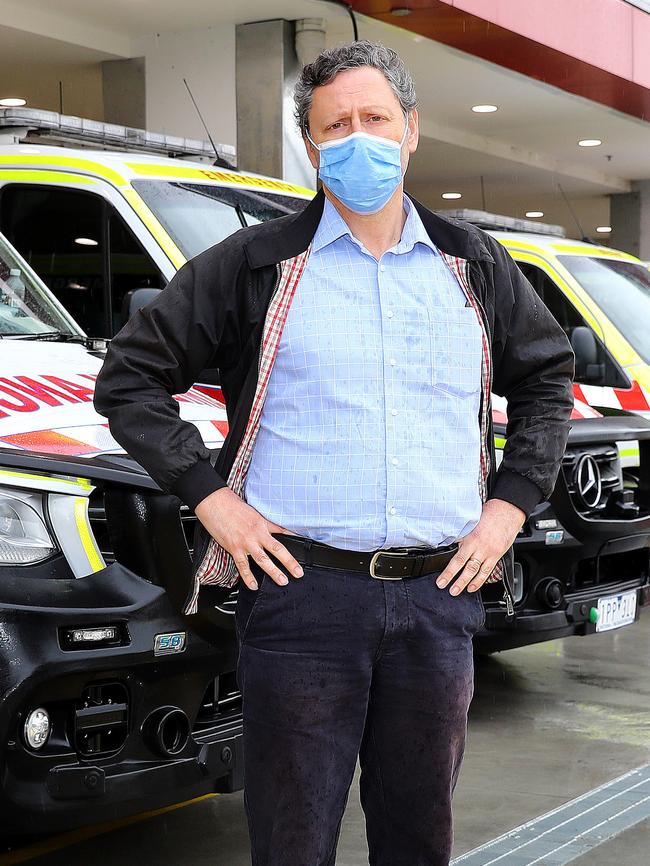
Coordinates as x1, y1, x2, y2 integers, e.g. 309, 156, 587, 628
596, 590, 637, 633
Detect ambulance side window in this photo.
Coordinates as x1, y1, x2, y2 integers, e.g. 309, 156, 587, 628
0, 184, 165, 337
0, 184, 107, 336
517, 261, 628, 388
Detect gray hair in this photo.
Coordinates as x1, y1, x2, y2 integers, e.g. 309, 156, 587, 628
294, 40, 418, 135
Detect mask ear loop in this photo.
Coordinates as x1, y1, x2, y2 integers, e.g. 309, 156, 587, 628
304, 128, 321, 151
399, 111, 410, 148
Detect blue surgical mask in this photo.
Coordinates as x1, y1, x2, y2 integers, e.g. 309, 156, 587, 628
306, 116, 409, 215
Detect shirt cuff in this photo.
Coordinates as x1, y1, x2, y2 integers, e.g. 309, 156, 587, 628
169, 457, 228, 511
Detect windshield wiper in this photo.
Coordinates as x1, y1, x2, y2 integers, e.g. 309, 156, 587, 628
2, 331, 77, 341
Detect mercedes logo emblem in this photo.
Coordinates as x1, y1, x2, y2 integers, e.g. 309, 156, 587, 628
574, 454, 602, 509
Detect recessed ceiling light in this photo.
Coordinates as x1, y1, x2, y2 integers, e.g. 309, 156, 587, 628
578, 138, 602, 147
596, 226, 611, 233
525, 211, 544, 218
472, 104, 498, 113
75, 237, 99, 246
0, 97, 26, 107
441, 192, 462, 200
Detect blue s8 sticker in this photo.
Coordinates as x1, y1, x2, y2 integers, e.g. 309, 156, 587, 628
154, 632, 187, 656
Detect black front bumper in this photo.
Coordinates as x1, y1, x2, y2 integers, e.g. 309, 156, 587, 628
475, 579, 650, 652
0, 563, 242, 835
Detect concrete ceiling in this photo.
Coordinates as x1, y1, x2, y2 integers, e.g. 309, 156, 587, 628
2, 0, 650, 238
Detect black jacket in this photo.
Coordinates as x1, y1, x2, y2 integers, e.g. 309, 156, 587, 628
94, 189, 574, 524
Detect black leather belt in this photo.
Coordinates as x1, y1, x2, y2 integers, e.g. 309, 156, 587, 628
271, 533, 459, 580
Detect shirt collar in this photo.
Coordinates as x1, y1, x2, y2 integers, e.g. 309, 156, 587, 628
396, 195, 438, 255
311, 193, 439, 257
311, 195, 351, 253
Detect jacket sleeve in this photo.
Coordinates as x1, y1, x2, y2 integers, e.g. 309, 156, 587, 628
93, 255, 229, 511
487, 237, 575, 517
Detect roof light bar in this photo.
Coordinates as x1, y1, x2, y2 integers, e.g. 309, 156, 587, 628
435, 208, 566, 238
0, 106, 237, 166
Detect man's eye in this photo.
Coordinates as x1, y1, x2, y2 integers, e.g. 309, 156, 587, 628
370, 116, 384, 122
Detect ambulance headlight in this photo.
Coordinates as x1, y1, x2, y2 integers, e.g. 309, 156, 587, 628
23, 707, 51, 750
0, 491, 57, 564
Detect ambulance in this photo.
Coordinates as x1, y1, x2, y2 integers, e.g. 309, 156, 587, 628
1, 110, 650, 833
0, 229, 245, 834
0, 106, 313, 345
441, 209, 650, 422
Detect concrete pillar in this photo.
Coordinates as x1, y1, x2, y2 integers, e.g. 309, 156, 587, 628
134, 27, 236, 148
610, 180, 650, 260
236, 19, 320, 188
101, 58, 146, 128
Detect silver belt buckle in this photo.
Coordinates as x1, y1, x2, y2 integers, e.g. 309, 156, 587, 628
369, 550, 405, 580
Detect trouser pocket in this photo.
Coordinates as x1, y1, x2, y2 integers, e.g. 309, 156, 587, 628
235, 571, 268, 644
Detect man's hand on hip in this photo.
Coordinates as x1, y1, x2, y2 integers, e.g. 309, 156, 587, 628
435, 499, 526, 596
194, 487, 304, 590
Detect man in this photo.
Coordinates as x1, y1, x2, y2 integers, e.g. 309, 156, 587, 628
94, 40, 574, 866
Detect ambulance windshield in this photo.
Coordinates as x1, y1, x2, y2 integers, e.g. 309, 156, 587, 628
559, 256, 650, 365
0, 233, 79, 338
132, 180, 311, 259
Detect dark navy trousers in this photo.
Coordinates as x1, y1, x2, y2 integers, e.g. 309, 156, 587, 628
234, 554, 486, 866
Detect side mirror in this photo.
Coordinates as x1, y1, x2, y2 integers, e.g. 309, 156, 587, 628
122, 288, 162, 321
570, 325, 605, 383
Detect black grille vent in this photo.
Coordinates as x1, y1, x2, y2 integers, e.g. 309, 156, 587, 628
193, 673, 243, 741
88, 488, 197, 560
74, 682, 129, 757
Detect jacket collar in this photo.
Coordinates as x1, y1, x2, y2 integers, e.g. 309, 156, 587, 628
243, 187, 495, 269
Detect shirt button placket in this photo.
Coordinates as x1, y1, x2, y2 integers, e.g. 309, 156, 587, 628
381, 256, 399, 543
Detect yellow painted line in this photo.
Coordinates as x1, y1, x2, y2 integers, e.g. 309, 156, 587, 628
0, 794, 217, 865
0, 468, 90, 492
73, 495, 104, 572
499, 237, 640, 264
498, 238, 549, 254
121, 186, 186, 270
126, 162, 315, 196
0, 155, 128, 188
549, 242, 639, 262
0, 169, 96, 186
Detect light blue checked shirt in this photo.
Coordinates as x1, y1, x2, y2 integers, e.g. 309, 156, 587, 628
243, 194, 484, 551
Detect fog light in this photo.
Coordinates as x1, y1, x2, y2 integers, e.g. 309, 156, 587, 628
24, 707, 50, 750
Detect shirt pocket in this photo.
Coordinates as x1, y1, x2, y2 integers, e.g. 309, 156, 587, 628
428, 305, 483, 399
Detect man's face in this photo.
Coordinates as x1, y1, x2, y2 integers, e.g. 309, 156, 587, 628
304, 66, 419, 177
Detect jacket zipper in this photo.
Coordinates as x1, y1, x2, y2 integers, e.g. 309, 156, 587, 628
466, 260, 516, 620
